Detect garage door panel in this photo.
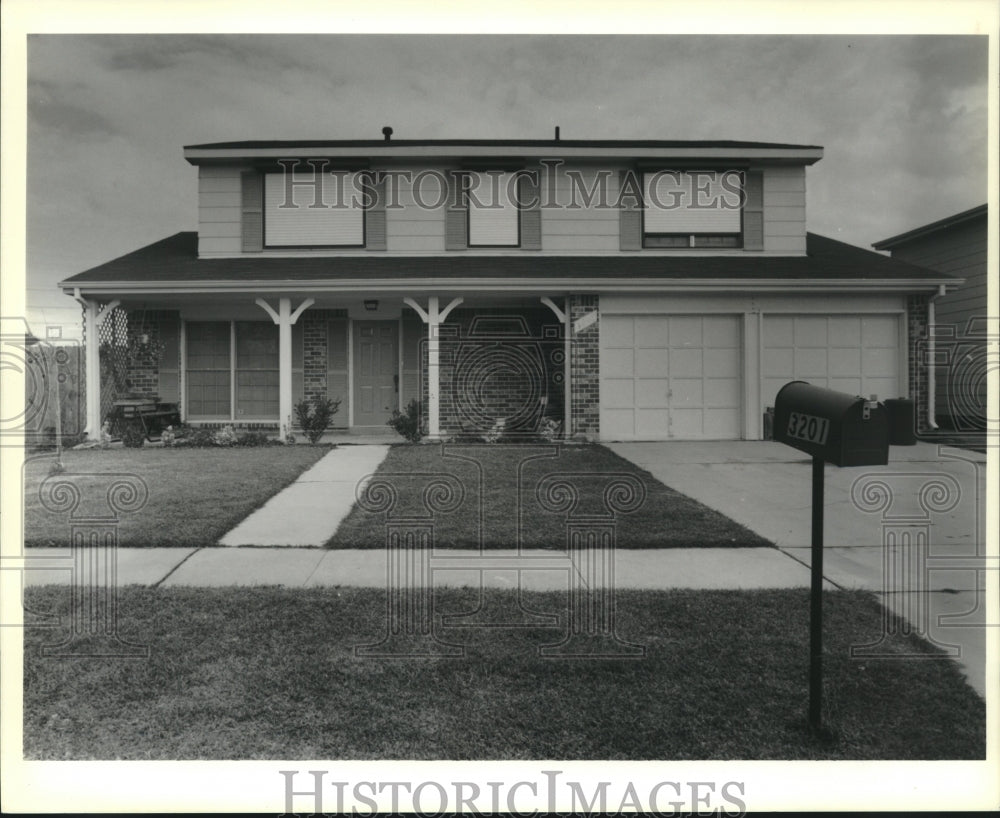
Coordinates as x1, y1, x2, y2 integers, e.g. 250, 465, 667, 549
669, 317, 703, 347
603, 347, 634, 376
603, 378, 635, 408
636, 379, 668, 408
706, 378, 740, 406
829, 347, 861, 376
794, 348, 828, 376
867, 377, 898, 399
705, 347, 740, 377
602, 408, 635, 440
666, 409, 703, 438
763, 348, 793, 377
670, 377, 703, 406
863, 347, 897, 377
635, 410, 670, 438
603, 318, 634, 347
763, 316, 793, 346
634, 316, 669, 347
862, 317, 897, 347
795, 317, 827, 346
635, 347, 669, 377
829, 377, 862, 395
705, 409, 741, 438
670, 348, 703, 377
828, 316, 861, 342
704, 316, 741, 346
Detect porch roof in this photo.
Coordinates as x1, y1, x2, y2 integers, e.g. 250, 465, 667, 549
60, 231, 958, 293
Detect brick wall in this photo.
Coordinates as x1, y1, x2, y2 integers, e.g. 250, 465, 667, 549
124, 310, 179, 398
569, 295, 600, 438
302, 310, 334, 400
907, 294, 930, 433
429, 307, 565, 436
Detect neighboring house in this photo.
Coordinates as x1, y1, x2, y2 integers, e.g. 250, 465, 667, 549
874, 204, 988, 434
59, 132, 957, 442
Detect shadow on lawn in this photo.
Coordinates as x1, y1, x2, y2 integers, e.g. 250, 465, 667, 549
22, 586, 984, 761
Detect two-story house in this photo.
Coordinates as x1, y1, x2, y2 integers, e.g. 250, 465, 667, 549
59, 132, 957, 442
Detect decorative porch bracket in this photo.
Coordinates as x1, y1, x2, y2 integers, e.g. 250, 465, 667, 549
73, 288, 121, 439
255, 297, 315, 440
403, 296, 464, 439
540, 296, 572, 439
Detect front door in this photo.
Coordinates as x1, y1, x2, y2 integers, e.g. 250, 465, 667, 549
353, 320, 398, 427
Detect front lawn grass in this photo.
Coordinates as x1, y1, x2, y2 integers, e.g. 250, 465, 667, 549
23, 447, 330, 548
331, 443, 771, 549
23, 585, 983, 760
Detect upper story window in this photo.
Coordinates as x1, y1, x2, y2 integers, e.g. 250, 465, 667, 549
263, 168, 366, 248
642, 170, 744, 249
467, 171, 521, 247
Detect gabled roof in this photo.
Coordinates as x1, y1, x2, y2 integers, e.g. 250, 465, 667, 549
873, 204, 988, 250
60, 232, 957, 294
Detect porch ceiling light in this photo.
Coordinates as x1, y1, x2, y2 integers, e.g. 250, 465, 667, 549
364, 299, 379, 312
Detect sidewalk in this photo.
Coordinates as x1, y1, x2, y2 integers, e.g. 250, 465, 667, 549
218, 444, 390, 546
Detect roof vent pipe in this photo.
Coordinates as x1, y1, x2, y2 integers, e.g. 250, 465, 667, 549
554, 126, 560, 141
382, 126, 393, 142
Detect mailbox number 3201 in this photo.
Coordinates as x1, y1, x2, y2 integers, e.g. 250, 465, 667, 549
786, 411, 830, 445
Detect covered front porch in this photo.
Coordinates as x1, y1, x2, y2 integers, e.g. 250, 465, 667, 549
74, 290, 597, 442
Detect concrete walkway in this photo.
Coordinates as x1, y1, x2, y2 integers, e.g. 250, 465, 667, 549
608, 440, 991, 697
218, 445, 390, 546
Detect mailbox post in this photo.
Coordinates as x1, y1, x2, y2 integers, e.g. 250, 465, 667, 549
773, 381, 889, 732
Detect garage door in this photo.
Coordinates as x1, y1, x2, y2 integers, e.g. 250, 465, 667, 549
762, 315, 900, 409
600, 315, 742, 440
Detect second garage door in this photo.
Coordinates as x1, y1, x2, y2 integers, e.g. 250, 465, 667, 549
762, 314, 901, 409
600, 314, 742, 440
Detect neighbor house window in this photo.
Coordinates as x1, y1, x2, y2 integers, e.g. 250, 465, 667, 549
467, 170, 520, 247
263, 169, 365, 247
642, 170, 743, 248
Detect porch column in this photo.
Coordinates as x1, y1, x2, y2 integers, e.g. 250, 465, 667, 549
403, 296, 463, 439
256, 297, 314, 441
73, 289, 119, 441
541, 296, 572, 438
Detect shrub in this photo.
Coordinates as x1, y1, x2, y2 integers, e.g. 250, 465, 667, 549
387, 399, 424, 443
121, 424, 146, 448
294, 396, 341, 444
236, 430, 275, 447
212, 425, 238, 447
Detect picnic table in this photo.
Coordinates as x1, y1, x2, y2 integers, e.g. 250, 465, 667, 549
111, 398, 181, 441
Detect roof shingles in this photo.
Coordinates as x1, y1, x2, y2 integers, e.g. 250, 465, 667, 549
60, 231, 954, 288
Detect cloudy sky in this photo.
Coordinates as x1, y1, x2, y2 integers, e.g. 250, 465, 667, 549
21, 30, 990, 328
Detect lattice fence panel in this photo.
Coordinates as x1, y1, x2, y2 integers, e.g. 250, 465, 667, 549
98, 306, 130, 430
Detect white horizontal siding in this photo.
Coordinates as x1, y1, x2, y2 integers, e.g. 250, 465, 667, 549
199, 236, 242, 254
385, 167, 447, 253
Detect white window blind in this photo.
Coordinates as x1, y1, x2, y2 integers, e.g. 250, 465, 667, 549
264, 172, 364, 246
468, 171, 519, 246
643, 171, 742, 234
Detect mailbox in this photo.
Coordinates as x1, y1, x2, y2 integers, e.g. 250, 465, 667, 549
774, 381, 889, 467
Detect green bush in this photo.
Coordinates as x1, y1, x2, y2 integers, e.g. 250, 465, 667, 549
121, 424, 146, 448
294, 396, 342, 444
236, 431, 276, 447
387, 399, 424, 443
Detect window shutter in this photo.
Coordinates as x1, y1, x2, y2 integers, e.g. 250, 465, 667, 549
519, 171, 542, 250
743, 170, 764, 251
445, 171, 468, 250
241, 171, 264, 252
365, 172, 387, 251
618, 169, 642, 251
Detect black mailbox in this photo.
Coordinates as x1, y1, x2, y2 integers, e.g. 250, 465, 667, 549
774, 381, 889, 467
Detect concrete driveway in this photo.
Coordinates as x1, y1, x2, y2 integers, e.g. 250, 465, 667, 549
608, 440, 992, 697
